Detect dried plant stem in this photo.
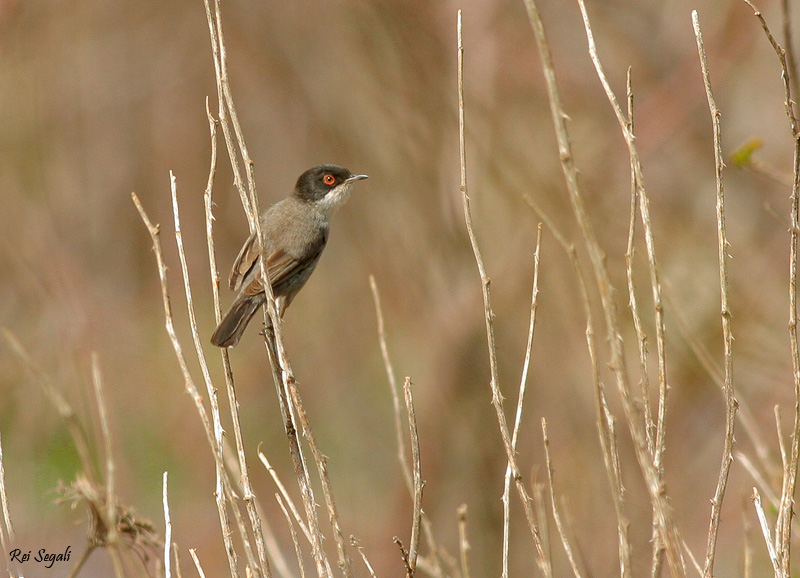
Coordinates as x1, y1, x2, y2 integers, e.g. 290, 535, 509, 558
457, 505, 472, 578
203, 1, 351, 576
693, 13, 738, 577
523, 0, 685, 574
90, 355, 116, 542
277, 494, 307, 578
189, 549, 207, 578
781, 0, 800, 104
742, 3, 800, 573
0, 425, 12, 576
525, 197, 631, 578
624, 70, 655, 459
264, 341, 330, 578
402, 378, 423, 577
575, 5, 676, 572
170, 173, 249, 575
285, 380, 352, 578
664, 284, 771, 474
457, 10, 550, 575
542, 419, 584, 578
574, 1, 669, 476
89, 356, 124, 578
369, 276, 445, 576
163, 472, 172, 578
753, 488, 783, 577
133, 190, 247, 577
259, 452, 313, 545
350, 537, 378, 578
202, 0, 252, 222
204, 98, 272, 578
502, 224, 542, 578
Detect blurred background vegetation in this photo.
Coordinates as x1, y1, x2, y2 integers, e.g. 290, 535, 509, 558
0, 0, 797, 575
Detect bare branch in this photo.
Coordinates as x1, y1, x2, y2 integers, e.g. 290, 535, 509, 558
403, 378, 423, 576
542, 419, 584, 578
163, 472, 172, 578
524, 0, 685, 572
503, 224, 543, 578
457, 505, 471, 578
692, 13, 738, 577
457, 9, 550, 575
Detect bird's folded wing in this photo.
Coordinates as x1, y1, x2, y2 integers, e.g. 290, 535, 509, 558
229, 232, 257, 291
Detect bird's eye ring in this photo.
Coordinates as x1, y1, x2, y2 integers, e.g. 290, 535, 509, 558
323, 174, 336, 186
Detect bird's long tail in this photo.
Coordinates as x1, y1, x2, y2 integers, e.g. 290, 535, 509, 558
210, 294, 265, 348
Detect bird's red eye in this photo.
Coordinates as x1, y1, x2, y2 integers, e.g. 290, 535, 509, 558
323, 174, 336, 186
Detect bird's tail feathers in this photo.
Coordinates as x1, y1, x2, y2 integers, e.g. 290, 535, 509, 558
210, 294, 264, 348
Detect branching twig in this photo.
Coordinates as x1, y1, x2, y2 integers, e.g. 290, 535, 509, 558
457, 10, 550, 575
752, 488, 783, 577
692, 13, 738, 577
502, 224, 542, 578
523, 0, 685, 573
741, 3, 800, 573
277, 494, 307, 578
524, 196, 631, 578
350, 537, 378, 578
542, 419, 584, 578
403, 378, 423, 577
369, 277, 445, 577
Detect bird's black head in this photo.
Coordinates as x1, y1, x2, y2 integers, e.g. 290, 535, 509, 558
293, 165, 368, 214
294, 165, 366, 202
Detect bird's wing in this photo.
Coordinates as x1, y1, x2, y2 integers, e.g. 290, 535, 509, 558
241, 242, 325, 298
228, 232, 258, 291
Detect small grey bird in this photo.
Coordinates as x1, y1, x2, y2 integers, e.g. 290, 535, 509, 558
211, 164, 368, 348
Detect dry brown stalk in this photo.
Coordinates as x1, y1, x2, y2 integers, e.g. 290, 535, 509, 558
202, 1, 354, 576
189, 549, 208, 578
89, 355, 124, 577
350, 537, 379, 578
457, 9, 550, 576
163, 472, 172, 578
692, 13, 738, 577
541, 419, 583, 578
171, 170, 262, 576
502, 224, 542, 578
133, 189, 248, 577
277, 494, 307, 578
369, 276, 445, 577
457, 505, 471, 578
741, 2, 800, 573
522, 0, 686, 573
753, 488, 783, 577
402, 378, 424, 577
0, 425, 11, 575
203, 97, 273, 578
525, 195, 632, 578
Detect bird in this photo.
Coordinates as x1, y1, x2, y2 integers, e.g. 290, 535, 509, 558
210, 164, 368, 348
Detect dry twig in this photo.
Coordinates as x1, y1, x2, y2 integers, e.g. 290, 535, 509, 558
692, 13, 738, 577
457, 505, 471, 578
523, 0, 685, 573
457, 9, 550, 575
502, 224, 542, 578
370, 277, 445, 576
741, 2, 800, 573
163, 472, 172, 578
403, 378, 424, 576
542, 419, 584, 578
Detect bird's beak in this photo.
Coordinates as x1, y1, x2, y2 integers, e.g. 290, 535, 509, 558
345, 174, 369, 183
